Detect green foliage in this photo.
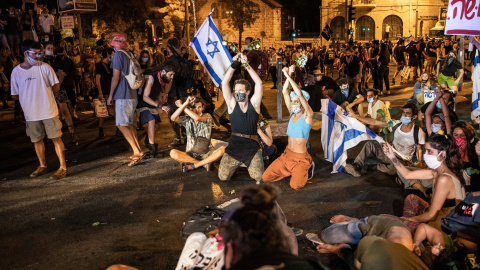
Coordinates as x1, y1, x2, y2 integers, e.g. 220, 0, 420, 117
377, 109, 394, 141
219, 0, 261, 45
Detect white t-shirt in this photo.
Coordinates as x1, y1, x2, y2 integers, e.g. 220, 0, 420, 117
391, 120, 425, 160
38, 14, 54, 33
11, 63, 59, 121
385, 25, 391, 32
367, 100, 386, 120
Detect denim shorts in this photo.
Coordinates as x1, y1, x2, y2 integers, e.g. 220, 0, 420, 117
321, 217, 367, 245
115, 99, 137, 126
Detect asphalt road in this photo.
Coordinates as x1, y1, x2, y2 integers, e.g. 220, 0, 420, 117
0, 71, 474, 270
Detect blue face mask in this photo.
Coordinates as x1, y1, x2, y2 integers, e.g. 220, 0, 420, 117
341, 87, 348, 97
367, 98, 374, 103
400, 116, 412, 125
235, 92, 246, 101
436, 101, 442, 109
431, 123, 442, 133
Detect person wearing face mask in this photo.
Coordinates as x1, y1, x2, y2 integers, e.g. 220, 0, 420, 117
340, 48, 362, 95
331, 78, 364, 116
420, 88, 458, 123
365, 89, 389, 121
453, 122, 480, 192
383, 134, 466, 232
346, 103, 425, 185
136, 61, 175, 157
95, 47, 115, 139
262, 67, 314, 190
38, 8, 54, 40
313, 69, 339, 92
437, 51, 464, 93
138, 49, 152, 71
218, 53, 264, 184
411, 72, 438, 105
425, 89, 451, 136
10, 40, 68, 180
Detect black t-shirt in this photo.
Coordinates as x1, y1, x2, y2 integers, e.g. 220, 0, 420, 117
324, 49, 336, 64
407, 44, 419, 65
442, 59, 463, 76
426, 44, 437, 57
316, 76, 339, 91
341, 55, 361, 77
444, 45, 453, 54
304, 84, 324, 112
95, 61, 113, 95
394, 45, 405, 62
332, 87, 360, 105
6, 15, 20, 35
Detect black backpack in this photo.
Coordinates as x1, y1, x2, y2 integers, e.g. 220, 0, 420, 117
181, 206, 226, 240
441, 192, 480, 241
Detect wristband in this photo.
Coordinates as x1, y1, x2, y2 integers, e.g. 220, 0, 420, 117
231, 60, 241, 70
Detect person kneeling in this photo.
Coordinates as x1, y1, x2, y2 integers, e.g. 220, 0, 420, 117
262, 67, 313, 190
170, 96, 226, 172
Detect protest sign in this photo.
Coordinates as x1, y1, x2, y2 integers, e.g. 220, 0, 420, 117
444, 0, 480, 35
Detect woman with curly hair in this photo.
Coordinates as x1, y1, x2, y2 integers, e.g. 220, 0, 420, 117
453, 121, 480, 192
383, 134, 466, 231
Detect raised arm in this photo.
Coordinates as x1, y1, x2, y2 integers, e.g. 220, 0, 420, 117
221, 54, 241, 109
282, 67, 292, 114
438, 91, 451, 135
241, 54, 263, 111
425, 91, 438, 136
170, 97, 192, 123
283, 66, 313, 122
383, 142, 435, 180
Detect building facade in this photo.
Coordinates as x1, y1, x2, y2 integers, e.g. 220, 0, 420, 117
321, 0, 449, 43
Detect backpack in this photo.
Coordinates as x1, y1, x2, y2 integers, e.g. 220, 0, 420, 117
386, 123, 420, 161
181, 206, 226, 240
117, 50, 144, 90
441, 192, 480, 241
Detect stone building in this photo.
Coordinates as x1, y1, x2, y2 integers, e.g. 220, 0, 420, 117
320, 0, 449, 43
195, 0, 283, 49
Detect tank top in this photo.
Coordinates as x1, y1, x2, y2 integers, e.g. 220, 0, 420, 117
286, 113, 311, 140
137, 74, 162, 109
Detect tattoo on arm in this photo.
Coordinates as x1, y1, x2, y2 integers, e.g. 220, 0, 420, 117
391, 157, 400, 166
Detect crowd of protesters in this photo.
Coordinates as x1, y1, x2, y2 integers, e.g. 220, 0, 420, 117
2, 6, 479, 267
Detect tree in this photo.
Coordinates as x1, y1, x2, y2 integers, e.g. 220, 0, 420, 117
219, 0, 261, 45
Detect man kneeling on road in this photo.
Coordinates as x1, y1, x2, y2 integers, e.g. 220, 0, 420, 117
218, 53, 264, 183
11, 40, 67, 179
345, 103, 428, 193
170, 96, 226, 172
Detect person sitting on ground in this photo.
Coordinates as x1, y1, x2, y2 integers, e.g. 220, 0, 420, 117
345, 103, 425, 189
425, 89, 451, 136
257, 117, 276, 164
454, 122, 480, 192
365, 89, 390, 121
331, 78, 364, 116
411, 72, 438, 105
217, 53, 264, 183
137, 61, 174, 158
420, 89, 458, 124
219, 184, 325, 270
315, 214, 428, 270
303, 74, 323, 112
383, 134, 466, 232
262, 67, 314, 190
170, 96, 226, 172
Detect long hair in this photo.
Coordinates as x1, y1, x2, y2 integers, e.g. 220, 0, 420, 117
219, 184, 289, 266
427, 134, 465, 186
452, 121, 478, 166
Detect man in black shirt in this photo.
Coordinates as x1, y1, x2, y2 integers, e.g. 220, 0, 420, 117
437, 51, 464, 93
340, 48, 362, 95
314, 69, 339, 91
406, 41, 419, 80
331, 78, 364, 115
392, 39, 406, 85
425, 40, 437, 77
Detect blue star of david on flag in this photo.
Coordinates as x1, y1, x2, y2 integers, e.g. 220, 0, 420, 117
206, 38, 220, 58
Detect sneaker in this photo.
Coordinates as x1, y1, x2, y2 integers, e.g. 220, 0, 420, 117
168, 138, 182, 148
344, 163, 361, 177
30, 166, 48, 177
308, 162, 315, 180
50, 168, 67, 180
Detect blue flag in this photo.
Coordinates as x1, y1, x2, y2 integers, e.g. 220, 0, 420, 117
189, 13, 232, 87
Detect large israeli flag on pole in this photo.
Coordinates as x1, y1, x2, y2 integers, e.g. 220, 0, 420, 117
189, 11, 232, 87
321, 99, 384, 173
472, 50, 480, 123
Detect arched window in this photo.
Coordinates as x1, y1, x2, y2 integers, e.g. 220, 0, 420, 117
211, 3, 218, 19
331, 16, 346, 40
383, 15, 403, 40
355, 16, 375, 41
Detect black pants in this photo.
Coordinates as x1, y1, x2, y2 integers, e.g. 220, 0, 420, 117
378, 65, 390, 92
371, 67, 380, 89
269, 66, 277, 87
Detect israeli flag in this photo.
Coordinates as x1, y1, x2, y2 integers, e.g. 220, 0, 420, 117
321, 99, 384, 173
472, 50, 480, 123
190, 12, 232, 87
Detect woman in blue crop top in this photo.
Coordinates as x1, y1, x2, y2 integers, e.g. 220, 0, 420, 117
262, 66, 314, 190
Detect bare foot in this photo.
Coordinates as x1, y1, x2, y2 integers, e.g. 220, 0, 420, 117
316, 243, 350, 255
330, 215, 358, 224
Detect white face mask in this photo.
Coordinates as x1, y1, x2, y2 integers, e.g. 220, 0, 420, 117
26, 55, 39, 66
424, 151, 443, 169
45, 50, 53, 56
291, 104, 301, 114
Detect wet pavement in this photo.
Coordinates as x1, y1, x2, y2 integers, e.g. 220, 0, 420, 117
0, 72, 474, 269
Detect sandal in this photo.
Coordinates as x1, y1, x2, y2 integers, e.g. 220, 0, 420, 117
182, 163, 195, 173
306, 233, 324, 245
128, 153, 146, 167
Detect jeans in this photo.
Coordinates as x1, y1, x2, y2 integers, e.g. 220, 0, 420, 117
321, 217, 368, 245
